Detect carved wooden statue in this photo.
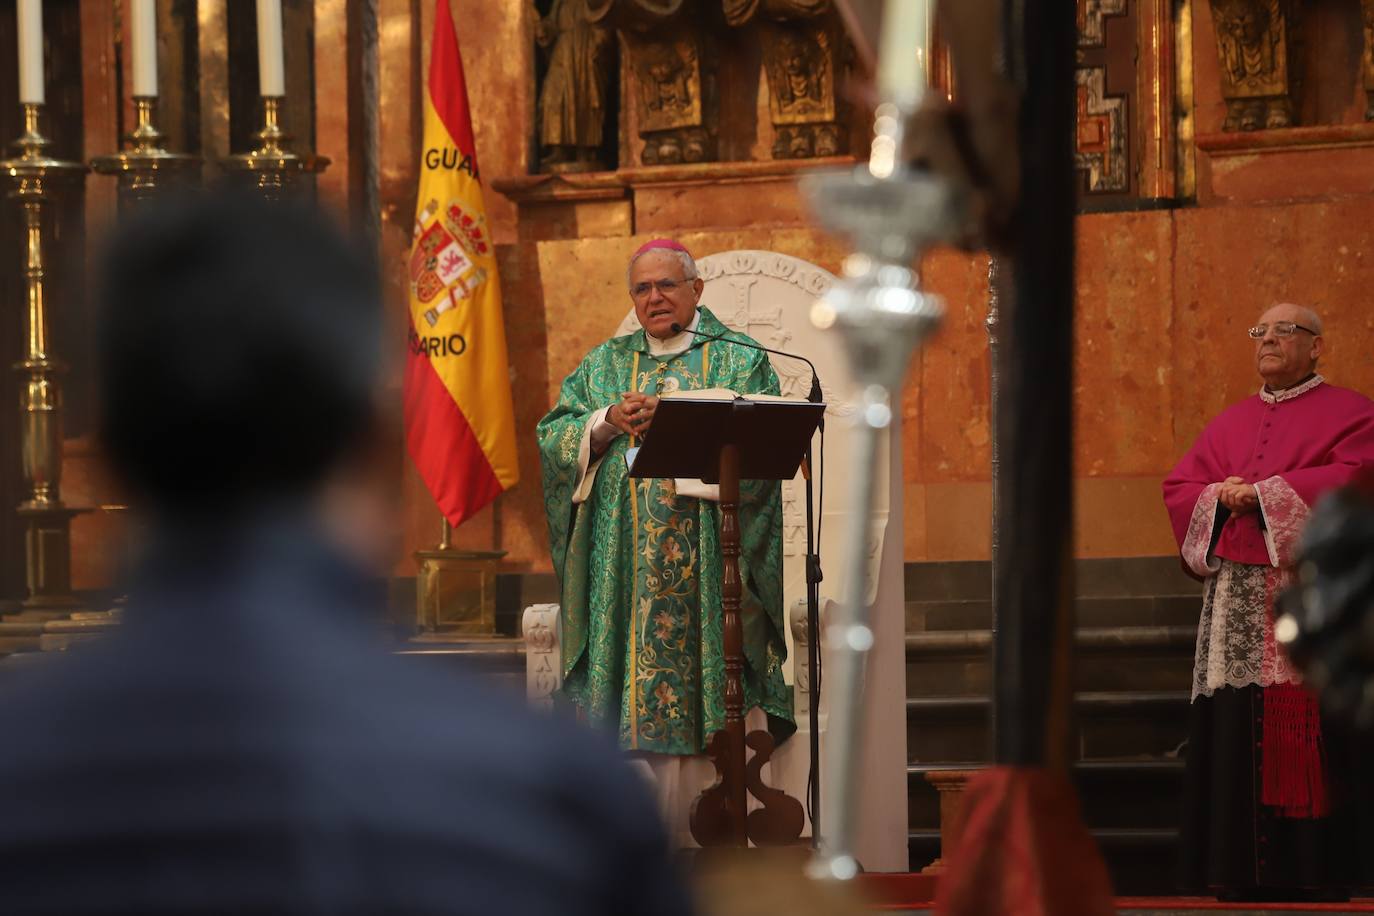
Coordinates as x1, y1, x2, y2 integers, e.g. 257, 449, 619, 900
534, 0, 615, 172
727, 0, 847, 159
1207, 0, 1294, 130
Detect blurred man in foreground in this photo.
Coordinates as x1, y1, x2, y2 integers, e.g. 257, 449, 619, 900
0, 195, 688, 915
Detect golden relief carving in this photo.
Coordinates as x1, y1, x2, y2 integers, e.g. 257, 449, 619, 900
636, 38, 702, 129
729, 0, 847, 160
1207, 0, 1293, 130
627, 31, 716, 164
588, 0, 716, 165
764, 27, 832, 122
762, 24, 844, 157
556, 0, 858, 166
535, 0, 615, 173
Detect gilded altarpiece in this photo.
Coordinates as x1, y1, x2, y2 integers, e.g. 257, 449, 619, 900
759, 23, 844, 159
628, 31, 716, 164
1077, 0, 1131, 196
580, 0, 720, 165
1074, 0, 1178, 205
724, 0, 848, 160
1206, 0, 1296, 131
1199, 0, 1374, 130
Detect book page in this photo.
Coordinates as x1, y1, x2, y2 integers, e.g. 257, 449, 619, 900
660, 387, 797, 404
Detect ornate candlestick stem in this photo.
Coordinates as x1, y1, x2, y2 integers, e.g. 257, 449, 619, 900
91, 96, 199, 211
800, 97, 966, 880
2, 103, 89, 613
221, 96, 329, 200
985, 254, 1004, 749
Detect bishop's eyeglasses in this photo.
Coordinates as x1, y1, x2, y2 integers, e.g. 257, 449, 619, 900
631, 278, 686, 299
1248, 321, 1319, 339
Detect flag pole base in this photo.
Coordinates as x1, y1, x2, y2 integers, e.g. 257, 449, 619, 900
414, 541, 505, 637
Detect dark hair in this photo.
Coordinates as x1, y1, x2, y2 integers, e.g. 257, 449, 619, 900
95, 192, 383, 517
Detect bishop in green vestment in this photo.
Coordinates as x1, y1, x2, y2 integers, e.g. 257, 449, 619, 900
537, 240, 794, 757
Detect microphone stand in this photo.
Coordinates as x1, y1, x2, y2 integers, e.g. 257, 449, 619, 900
674, 319, 826, 845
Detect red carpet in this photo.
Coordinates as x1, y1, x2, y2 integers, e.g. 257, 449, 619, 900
1114, 901, 1374, 912
857, 875, 1374, 912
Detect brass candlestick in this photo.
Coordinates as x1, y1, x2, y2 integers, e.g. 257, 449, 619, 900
221, 96, 329, 199
91, 96, 198, 211
2, 103, 90, 614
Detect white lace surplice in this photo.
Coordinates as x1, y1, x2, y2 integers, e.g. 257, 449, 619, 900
1193, 559, 1302, 701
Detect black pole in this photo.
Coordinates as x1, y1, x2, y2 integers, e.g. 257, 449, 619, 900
805, 440, 822, 845
990, 0, 1078, 767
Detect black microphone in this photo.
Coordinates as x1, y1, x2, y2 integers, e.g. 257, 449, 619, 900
670, 320, 824, 410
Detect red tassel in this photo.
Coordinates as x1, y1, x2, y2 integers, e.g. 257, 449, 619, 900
1261, 682, 1329, 818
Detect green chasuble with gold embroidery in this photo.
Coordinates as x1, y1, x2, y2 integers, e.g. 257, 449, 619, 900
537, 307, 795, 755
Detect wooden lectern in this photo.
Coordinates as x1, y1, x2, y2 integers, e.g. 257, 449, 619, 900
628, 394, 825, 848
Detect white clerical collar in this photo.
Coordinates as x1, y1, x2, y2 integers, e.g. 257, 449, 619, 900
1260, 373, 1324, 404
646, 309, 700, 357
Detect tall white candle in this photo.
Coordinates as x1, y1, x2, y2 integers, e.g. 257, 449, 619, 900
131, 0, 159, 97
256, 0, 286, 97
17, 0, 44, 105
876, 0, 933, 107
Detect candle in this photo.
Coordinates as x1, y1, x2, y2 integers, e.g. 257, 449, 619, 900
876, 0, 933, 107
131, 0, 158, 97
256, 0, 286, 97
17, 0, 44, 105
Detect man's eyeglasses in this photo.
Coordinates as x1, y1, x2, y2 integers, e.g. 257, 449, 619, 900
631, 278, 686, 299
1248, 322, 1319, 339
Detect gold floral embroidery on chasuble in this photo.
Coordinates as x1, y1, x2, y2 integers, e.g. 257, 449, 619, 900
536, 307, 794, 755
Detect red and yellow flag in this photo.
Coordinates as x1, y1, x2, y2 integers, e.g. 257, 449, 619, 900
405, 0, 519, 526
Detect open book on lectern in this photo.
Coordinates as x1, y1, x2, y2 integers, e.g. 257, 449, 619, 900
625, 388, 825, 484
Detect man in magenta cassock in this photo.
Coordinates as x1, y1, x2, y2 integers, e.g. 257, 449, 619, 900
1163, 303, 1374, 900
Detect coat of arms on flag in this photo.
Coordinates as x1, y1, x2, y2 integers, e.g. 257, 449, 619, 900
410, 198, 491, 327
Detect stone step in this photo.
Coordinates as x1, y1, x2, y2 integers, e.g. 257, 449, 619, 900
906, 691, 1190, 764
906, 758, 1185, 833
0, 612, 123, 658
0, 622, 48, 638
904, 556, 1200, 603
1, 609, 81, 624
906, 626, 1195, 655
909, 826, 1179, 896
392, 637, 527, 677
906, 594, 1201, 633
0, 636, 530, 690
43, 616, 120, 636
39, 632, 106, 652
905, 626, 1195, 696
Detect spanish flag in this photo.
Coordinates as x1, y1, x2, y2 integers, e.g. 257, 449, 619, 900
405, 0, 519, 526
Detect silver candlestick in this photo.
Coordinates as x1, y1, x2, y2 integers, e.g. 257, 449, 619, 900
799, 100, 966, 881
